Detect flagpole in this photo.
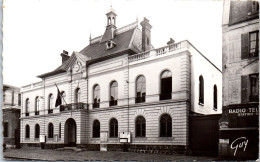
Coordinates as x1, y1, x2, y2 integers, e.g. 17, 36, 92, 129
54, 83, 67, 105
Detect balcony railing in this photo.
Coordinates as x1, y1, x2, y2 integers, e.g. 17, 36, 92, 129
60, 103, 88, 112
135, 96, 146, 103
109, 100, 118, 106
128, 41, 184, 63
159, 93, 172, 101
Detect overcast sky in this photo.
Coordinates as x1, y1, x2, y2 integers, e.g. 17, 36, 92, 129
3, 0, 223, 87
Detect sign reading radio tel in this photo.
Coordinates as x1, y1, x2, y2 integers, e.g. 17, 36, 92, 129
228, 107, 258, 117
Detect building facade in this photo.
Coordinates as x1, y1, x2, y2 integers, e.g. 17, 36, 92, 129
20, 8, 222, 154
3, 84, 21, 148
219, 0, 259, 159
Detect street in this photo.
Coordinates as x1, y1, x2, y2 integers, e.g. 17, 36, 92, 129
3, 148, 223, 161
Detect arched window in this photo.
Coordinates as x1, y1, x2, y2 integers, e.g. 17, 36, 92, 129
108, 17, 111, 25
48, 94, 54, 113
59, 123, 61, 138
112, 17, 116, 25
160, 114, 172, 137
136, 76, 146, 103
48, 123, 54, 138
93, 85, 100, 108
110, 81, 118, 106
199, 75, 204, 105
109, 118, 118, 138
93, 120, 100, 138
75, 88, 81, 103
214, 85, 217, 110
60, 91, 66, 105
160, 70, 172, 100
35, 124, 40, 139
25, 98, 29, 116
25, 125, 30, 138
35, 96, 40, 115
135, 116, 146, 137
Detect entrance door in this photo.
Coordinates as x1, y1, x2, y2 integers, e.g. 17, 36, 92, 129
64, 118, 77, 147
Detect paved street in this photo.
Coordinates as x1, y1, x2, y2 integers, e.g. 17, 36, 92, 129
3, 148, 223, 161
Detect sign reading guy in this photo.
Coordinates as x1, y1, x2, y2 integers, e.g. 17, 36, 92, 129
230, 137, 248, 156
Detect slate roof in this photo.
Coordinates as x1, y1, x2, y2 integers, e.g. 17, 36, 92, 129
80, 27, 138, 60
38, 23, 142, 78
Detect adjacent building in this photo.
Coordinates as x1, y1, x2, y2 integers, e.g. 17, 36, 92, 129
20, 7, 222, 154
3, 84, 21, 148
219, 0, 259, 160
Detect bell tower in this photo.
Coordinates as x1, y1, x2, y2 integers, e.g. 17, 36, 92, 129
100, 6, 117, 43
106, 6, 117, 27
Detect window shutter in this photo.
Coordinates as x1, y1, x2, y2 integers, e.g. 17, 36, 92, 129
241, 75, 249, 103
241, 33, 249, 59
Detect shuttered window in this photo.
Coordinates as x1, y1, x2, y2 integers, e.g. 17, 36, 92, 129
249, 74, 259, 102
241, 74, 259, 103
241, 31, 259, 59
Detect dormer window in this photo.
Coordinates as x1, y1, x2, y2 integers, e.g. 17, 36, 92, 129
106, 40, 116, 50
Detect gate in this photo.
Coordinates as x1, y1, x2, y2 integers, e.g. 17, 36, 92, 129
189, 114, 221, 156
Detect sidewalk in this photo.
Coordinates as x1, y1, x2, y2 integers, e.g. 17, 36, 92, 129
3, 148, 223, 161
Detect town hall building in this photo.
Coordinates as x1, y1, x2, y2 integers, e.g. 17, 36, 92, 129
20, 7, 222, 154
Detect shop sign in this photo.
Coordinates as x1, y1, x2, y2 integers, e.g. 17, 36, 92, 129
228, 107, 258, 117
230, 137, 248, 156
219, 139, 229, 144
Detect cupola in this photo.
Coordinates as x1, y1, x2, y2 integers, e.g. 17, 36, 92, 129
100, 6, 117, 43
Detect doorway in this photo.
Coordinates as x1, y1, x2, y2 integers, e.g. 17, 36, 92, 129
64, 118, 77, 147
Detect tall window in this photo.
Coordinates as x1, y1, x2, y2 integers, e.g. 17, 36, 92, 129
249, 31, 259, 58
249, 74, 259, 102
160, 70, 172, 100
48, 94, 53, 113
48, 123, 54, 138
213, 85, 217, 111
110, 81, 118, 106
35, 124, 40, 139
93, 85, 100, 108
59, 123, 61, 138
199, 75, 204, 105
136, 76, 146, 103
25, 125, 30, 139
61, 91, 66, 105
75, 88, 81, 103
35, 96, 40, 115
25, 98, 29, 116
3, 122, 8, 137
93, 120, 100, 138
109, 118, 118, 138
160, 114, 172, 137
241, 31, 259, 59
135, 116, 146, 137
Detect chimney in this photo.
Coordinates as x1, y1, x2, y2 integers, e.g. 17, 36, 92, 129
140, 17, 152, 51
60, 50, 70, 64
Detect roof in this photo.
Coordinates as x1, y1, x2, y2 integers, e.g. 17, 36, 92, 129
80, 27, 139, 60
37, 21, 142, 78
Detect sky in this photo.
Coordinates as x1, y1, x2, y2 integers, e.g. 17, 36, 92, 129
3, 0, 223, 87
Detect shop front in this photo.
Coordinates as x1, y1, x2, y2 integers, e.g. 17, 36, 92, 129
219, 103, 259, 160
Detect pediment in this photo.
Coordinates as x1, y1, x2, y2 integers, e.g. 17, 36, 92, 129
64, 51, 90, 74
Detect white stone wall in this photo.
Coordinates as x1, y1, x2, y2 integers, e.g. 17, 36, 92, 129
190, 44, 222, 114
